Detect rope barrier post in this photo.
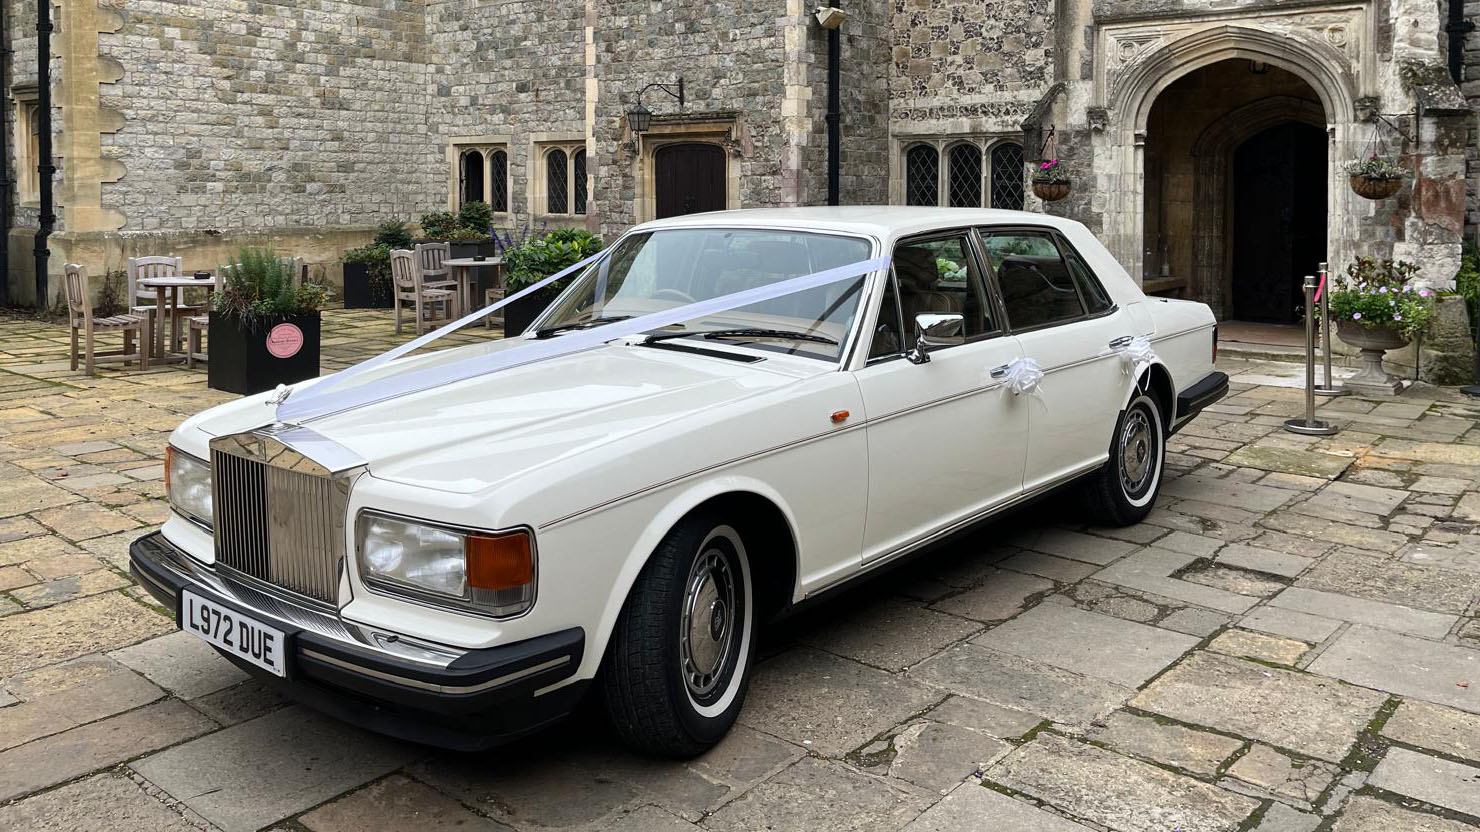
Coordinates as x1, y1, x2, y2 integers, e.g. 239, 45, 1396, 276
1286, 275, 1339, 436
1313, 261, 1347, 397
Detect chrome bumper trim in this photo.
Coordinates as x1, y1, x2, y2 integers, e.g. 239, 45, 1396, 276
300, 650, 571, 695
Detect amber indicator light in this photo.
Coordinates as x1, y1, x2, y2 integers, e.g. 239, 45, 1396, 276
467, 532, 534, 590
830, 410, 850, 424
163, 446, 174, 492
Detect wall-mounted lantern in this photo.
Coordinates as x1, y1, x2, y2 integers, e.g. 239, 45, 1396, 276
627, 78, 685, 134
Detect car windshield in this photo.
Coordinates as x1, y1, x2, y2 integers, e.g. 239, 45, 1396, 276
536, 228, 874, 361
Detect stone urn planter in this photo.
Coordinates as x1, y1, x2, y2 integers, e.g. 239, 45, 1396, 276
1336, 319, 1409, 395
1032, 179, 1072, 202
1348, 175, 1402, 200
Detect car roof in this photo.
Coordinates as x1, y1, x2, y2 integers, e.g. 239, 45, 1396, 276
631, 206, 1085, 243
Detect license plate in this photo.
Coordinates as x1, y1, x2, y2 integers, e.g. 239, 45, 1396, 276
181, 590, 288, 677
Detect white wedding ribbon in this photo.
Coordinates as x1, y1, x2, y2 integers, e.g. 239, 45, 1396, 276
1116, 335, 1158, 389
1001, 356, 1044, 396
274, 254, 891, 424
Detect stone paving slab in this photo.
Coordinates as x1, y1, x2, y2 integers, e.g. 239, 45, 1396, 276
0, 773, 201, 832
108, 629, 250, 700
299, 775, 513, 832
1381, 699, 1480, 762
1084, 711, 1243, 776
902, 782, 1095, 831
1297, 548, 1480, 614
739, 648, 941, 756
0, 699, 214, 802
1132, 652, 1387, 762
1269, 587, 1457, 639
972, 604, 1198, 688
131, 706, 419, 832
1369, 746, 1480, 818
1308, 626, 1480, 714
703, 757, 932, 832
910, 643, 1132, 725
988, 733, 1260, 832
1332, 795, 1479, 832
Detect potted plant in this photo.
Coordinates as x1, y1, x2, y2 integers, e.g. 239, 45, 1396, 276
208, 247, 328, 395
1346, 154, 1406, 200
341, 220, 411, 309
418, 203, 498, 259
1329, 256, 1434, 394
1032, 158, 1071, 202
501, 229, 604, 335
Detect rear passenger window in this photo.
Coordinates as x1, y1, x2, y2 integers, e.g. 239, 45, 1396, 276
1062, 245, 1114, 314
981, 231, 1086, 330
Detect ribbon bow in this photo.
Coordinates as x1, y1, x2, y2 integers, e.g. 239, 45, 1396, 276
1001, 356, 1044, 396
1117, 335, 1158, 380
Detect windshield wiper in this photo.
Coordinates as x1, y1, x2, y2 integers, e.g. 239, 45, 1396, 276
643, 327, 838, 346
533, 315, 633, 339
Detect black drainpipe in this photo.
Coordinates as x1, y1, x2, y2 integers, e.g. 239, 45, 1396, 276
1447, 0, 1474, 85
32, 0, 53, 310
0, 0, 9, 306
825, 6, 841, 206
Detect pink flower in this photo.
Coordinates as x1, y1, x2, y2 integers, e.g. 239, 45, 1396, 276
1394, 314, 1403, 321
1419, 289, 1433, 297
1353, 312, 1362, 320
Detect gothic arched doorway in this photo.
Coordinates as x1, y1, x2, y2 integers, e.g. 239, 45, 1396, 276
1141, 59, 1328, 321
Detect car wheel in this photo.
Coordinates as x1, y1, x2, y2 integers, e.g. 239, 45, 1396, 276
1083, 390, 1165, 526
601, 513, 754, 757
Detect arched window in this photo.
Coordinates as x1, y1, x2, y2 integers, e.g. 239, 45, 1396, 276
905, 145, 939, 206
572, 149, 587, 215
489, 150, 508, 212
459, 150, 484, 205
947, 144, 983, 208
990, 142, 1026, 210
546, 149, 569, 214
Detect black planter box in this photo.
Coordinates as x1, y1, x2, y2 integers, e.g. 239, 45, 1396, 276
449, 241, 497, 260
501, 286, 561, 336
207, 312, 322, 395
342, 262, 392, 309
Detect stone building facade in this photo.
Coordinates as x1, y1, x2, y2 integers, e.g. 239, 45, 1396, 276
2, 0, 1475, 358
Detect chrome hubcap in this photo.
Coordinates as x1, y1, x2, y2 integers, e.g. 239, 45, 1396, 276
1120, 408, 1154, 496
681, 546, 737, 699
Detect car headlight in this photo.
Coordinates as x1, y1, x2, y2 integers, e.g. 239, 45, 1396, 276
355, 511, 535, 617
165, 447, 213, 529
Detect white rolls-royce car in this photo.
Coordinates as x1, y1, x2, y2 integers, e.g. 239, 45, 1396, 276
130, 207, 1224, 756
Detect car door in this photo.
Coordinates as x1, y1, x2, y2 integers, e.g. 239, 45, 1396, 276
979, 227, 1134, 492
854, 231, 1027, 563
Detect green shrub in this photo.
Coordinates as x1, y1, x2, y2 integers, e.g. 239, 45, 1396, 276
504, 229, 604, 291
445, 226, 492, 242
372, 219, 412, 249
418, 211, 460, 240
457, 201, 493, 233
214, 247, 327, 321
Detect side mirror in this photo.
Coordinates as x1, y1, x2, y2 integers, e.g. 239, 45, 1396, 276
906, 313, 965, 364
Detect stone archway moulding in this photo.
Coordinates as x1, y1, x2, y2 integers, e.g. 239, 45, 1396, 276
1101, 24, 1362, 293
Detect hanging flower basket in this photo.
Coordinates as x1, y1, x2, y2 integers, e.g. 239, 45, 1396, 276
1345, 155, 1406, 201
1032, 179, 1072, 202
1348, 175, 1403, 200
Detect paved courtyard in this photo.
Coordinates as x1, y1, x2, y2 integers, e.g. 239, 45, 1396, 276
1, 308, 1480, 831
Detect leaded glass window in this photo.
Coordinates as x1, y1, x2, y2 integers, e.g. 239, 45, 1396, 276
490, 150, 508, 212
990, 142, 1025, 210
947, 144, 982, 208
905, 145, 939, 207
546, 149, 569, 214
572, 149, 587, 215
460, 150, 484, 205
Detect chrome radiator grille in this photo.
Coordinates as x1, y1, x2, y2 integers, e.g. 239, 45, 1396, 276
211, 434, 351, 606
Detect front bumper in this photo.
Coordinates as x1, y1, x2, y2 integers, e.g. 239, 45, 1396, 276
129, 531, 587, 750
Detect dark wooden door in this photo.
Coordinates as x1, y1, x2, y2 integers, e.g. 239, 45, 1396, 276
1230, 122, 1327, 323
655, 143, 726, 219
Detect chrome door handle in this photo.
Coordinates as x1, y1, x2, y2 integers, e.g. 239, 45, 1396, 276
990, 364, 1010, 379
1108, 335, 1133, 349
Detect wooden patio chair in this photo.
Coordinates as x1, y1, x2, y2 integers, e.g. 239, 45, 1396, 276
126, 255, 197, 352
65, 263, 149, 376
185, 268, 227, 369
413, 242, 457, 292
391, 249, 459, 335
484, 264, 506, 330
